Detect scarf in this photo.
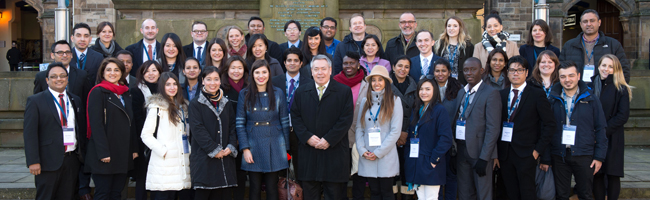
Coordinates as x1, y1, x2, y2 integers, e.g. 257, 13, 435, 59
202, 87, 223, 107
99, 40, 116, 56
481, 31, 510, 53
593, 75, 606, 98
229, 78, 245, 92
86, 80, 130, 138
333, 70, 364, 88
229, 44, 247, 57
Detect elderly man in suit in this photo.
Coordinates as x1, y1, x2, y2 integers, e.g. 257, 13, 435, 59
125, 19, 161, 77
290, 54, 354, 200
24, 62, 86, 200
456, 57, 502, 200
69, 23, 104, 85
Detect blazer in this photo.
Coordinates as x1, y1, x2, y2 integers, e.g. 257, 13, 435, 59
279, 40, 303, 57
183, 43, 208, 66
34, 66, 90, 105
473, 40, 519, 68
404, 104, 453, 185
459, 82, 502, 161
409, 54, 442, 81
497, 82, 555, 161
125, 39, 162, 77
271, 72, 314, 100
290, 80, 354, 182
518, 44, 561, 77
71, 48, 104, 85
24, 90, 85, 171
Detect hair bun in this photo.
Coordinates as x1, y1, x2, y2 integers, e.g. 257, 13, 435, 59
490, 10, 500, 15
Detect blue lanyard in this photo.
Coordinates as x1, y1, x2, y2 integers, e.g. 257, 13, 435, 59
581, 36, 599, 64
186, 85, 192, 100
507, 90, 522, 122
414, 104, 429, 138
143, 43, 156, 61
562, 90, 578, 121
460, 92, 471, 121
76, 53, 87, 70
368, 104, 381, 126
533, 46, 547, 61
180, 108, 186, 124
286, 79, 299, 104
52, 94, 70, 123
447, 45, 459, 66
544, 87, 551, 98
169, 64, 176, 72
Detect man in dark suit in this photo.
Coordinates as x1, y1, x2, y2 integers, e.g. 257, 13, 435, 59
69, 23, 104, 85
497, 56, 555, 200
456, 57, 502, 200
34, 40, 90, 104
290, 54, 353, 200
24, 62, 85, 200
125, 18, 161, 77
183, 21, 208, 66
279, 20, 303, 70
245, 17, 283, 63
272, 47, 313, 176
410, 30, 441, 80
116, 50, 137, 88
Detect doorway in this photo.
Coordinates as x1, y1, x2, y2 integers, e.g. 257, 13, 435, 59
562, 0, 624, 47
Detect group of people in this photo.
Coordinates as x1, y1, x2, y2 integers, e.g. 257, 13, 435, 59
24, 8, 632, 200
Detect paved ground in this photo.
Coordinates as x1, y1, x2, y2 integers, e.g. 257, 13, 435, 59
1, 147, 650, 199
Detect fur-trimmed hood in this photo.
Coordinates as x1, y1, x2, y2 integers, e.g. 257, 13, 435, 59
146, 93, 189, 113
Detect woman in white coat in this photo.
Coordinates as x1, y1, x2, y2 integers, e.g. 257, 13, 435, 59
355, 65, 403, 200
141, 72, 193, 199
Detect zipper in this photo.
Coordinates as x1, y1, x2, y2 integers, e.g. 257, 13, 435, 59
108, 99, 131, 126
104, 108, 106, 125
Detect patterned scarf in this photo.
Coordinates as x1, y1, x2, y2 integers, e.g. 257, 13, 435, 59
481, 31, 510, 53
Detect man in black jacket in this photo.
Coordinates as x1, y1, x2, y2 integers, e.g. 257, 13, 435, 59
245, 17, 283, 64
70, 23, 104, 85
6, 41, 21, 71
385, 12, 420, 66
497, 56, 555, 200
559, 9, 630, 83
183, 21, 209, 66
125, 19, 161, 77
332, 13, 384, 75
24, 63, 85, 200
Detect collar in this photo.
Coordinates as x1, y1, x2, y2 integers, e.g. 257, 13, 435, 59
288, 40, 301, 47
465, 80, 483, 94
48, 88, 67, 99
194, 42, 206, 49
360, 56, 379, 64
326, 39, 340, 48
420, 53, 434, 63
510, 82, 527, 93
75, 47, 88, 58
143, 40, 157, 48
563, 87, 580, 100
582, 33, 600, 43
439, 80, 448, 88
286, 72, 300, 82
315, 80, 330, 90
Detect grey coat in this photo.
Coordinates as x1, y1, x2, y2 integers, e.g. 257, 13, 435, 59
355, 90, 403, 178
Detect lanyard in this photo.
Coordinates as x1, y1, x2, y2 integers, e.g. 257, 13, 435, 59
562, 90, 578, 125
507, 90, 523, 122
180, 108, 186, 126
533, 46, 547, 61
76, 53, 87, 70
169, 64, 176, 72
186, 85, 192, 100
544, 87, 551, 98
52, 94, 70, 123
460, 92, 471, 121
414, 104, 429, 138
581, 37, 599, 64
368, 104, 381, 127
143, 43, 156, 61
286, 79, 299, 104
447, 45, 459, 67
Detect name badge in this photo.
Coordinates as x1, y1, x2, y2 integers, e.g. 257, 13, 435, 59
456, 120, 466, 140
409, 138, 419, 158
452, 73, 459, 79
562, 125, 577, 145
185, 118, 191, 135
182, 134, 190, 154
582, 65, 595, 82
501, 122, 514, 142
368, 128, 382, 147
63, 127, 75, 146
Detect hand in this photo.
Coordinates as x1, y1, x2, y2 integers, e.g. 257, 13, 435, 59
397, 131, 408, 146
243, 149, 254, 164
540, 164, 550, 172
591, 160, 602, 175
101, 157, 111, 163
307, 135, 320, 147
493, 159, 500, 170
28, 163, 41, 175
474, 159, 488, 177
315, 138, 330, 150
133, 153, 139, 160
533, 150, 539, 160
431, 163, 437, 168
363, 151, 373, 160
214, 151, 224, 159
222, 148, 232, 157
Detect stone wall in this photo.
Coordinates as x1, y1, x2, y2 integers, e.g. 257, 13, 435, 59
488, 0, 534, 46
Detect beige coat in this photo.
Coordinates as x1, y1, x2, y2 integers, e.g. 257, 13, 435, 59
472, 40, 520, 68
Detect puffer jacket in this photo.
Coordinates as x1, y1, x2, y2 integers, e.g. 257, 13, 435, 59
559, 31, 630, 82
141, 94, 191, 191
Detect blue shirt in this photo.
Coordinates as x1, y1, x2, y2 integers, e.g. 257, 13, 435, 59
325, 39, 340, 55
288, 40, 301, 48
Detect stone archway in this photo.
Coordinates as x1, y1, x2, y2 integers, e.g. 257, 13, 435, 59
561, 0, 634, 33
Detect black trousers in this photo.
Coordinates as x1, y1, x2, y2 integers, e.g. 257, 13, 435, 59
593, 173, 621, 200
135, 150, 150, 200
367, 177, 395, 200
195, 188, 228, 200
10, 64, 19, 71
92, 173, 128, 200
249, 171, 280, 200
223, 155, 247, 200
352, 173, 367, 200
150, 189, 194, 200
303, 181, 346, 200
552, 151, 595, 200
35, 152, 80, 200
499, 148, 537, 200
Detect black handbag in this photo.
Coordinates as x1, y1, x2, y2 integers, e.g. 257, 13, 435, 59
143, 108, 160, 159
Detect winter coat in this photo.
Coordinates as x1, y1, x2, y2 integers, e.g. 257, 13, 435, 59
360, 56, 391, 73
332, 33, 384, 75
434, 40, 475, 85
141, 94, 191, 191
384, 33, 419, 66
390, 74, 418, 132
90, 39, 124, 58
473, 40, 519, 68
559, 31, 630, 82
518, 44, 560, 77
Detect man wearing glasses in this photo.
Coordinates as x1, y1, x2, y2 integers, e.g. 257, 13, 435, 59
320, 17, 340, 55
34, 40, 90, 106
385, 12, 420, 66
183, 21, 209, 67
246, 16, 284, 65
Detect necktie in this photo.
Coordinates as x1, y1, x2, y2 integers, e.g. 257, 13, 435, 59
291, 44, 296, 49
147, 44, 153, 61
79, 53, 86, 63
289, 79, 296, 106
422, 58, 429, 75
59, 94, 67, 126
196, 46, 203, 63
318, 85, 325, 100
509, 89, 519, 121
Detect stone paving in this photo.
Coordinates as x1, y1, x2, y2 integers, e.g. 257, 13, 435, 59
1, 147, 649, 199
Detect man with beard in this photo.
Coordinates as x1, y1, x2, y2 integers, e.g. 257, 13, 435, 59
385, 12, 420, 66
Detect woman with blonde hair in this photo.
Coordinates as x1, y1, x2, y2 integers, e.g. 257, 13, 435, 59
589, 54, 632, 200
224, 26, 247, 58
434, 16, 474, 85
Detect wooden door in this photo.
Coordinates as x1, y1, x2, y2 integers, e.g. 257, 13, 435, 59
597, 0, 624, 47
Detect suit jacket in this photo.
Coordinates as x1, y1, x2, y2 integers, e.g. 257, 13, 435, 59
70, 48, 104, 85
460, 83, 502, 161
34, 66, 90, 107
498, 82, 555, 160
271, 73, 314, 97
125, 39, 162, 77
409, 54, 442, 81
24, 90, 85, 171
290, 80, 354, 182
183, 43, 208, 66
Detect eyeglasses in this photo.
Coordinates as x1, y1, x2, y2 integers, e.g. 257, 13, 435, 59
399, 21, 416, 25
508, 68, 527, 74
286, 28, 300, 32
321, 25, 336, 30
192, 30, 208, 34
48, 74, 68, 79
54, 51, 72, 56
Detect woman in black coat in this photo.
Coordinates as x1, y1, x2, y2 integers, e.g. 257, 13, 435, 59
86, 58, 138, 200
434, 16, 475, 85
189, 66, 239, 200
90, 21, 124, 58
518, 19, 561, 77
589, 54, 632, 200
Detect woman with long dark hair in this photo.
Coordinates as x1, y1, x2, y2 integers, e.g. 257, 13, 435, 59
519, 19, 561, 76
159, 33, 187, 84
205, 37, 229, 69
236, 60, 290, 200
434, 16, 474, 84
473, 10, 519, 66
300, 26, 329, 63
482, 48, 510, 89
245, 34, 283, 77
360, 35, 391, 73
